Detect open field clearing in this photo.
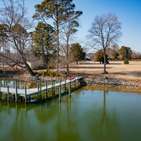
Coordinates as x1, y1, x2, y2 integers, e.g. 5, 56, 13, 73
70, 61, 141, 80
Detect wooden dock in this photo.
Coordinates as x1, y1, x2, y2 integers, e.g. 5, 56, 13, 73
0, 76, 85, 103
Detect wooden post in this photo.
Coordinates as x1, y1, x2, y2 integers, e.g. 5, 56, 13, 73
15, 80, 18, 103
7, 85, 10, 103
37, 81, 40, 94
37, 80, 40, 101
59, 79, 61, 102
54, 80, 56, 96
60, 79, 62, 94
39, 80, 42, 99
0, 80, 1, 92
0, 91, 2, 101
65, 79, 67, 93
17, 80, 19, 89
57, 80, 59, 96
0, 81, 1, 101
29, 95, 31, 103
5, 79, 6, 87
45, 80, 48, 99
75, 79, 77, 88
52, 80, 54, 96
25, 83, 27, 104
69, 79, 71, 96
58, 80, 59, 95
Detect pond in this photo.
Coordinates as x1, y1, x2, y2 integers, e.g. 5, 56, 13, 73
0, 88, 141, 141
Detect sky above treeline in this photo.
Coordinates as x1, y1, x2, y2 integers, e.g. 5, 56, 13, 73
1, 0, 141, 52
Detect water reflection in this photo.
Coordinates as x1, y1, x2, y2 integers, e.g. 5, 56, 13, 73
0, 89, 141, 141
91, 89, 120, 141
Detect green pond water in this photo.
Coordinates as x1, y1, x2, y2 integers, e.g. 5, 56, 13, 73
0, 88, 141, 141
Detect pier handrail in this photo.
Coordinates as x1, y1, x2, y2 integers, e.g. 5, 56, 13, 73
0, 76, 83, 97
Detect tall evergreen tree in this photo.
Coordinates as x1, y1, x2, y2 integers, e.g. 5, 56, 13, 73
32, 22, 55, 68
70, 43, 85, 64
33, 0, 77, 71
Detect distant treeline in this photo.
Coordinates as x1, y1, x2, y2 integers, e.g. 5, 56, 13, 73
89, 45, 141, 62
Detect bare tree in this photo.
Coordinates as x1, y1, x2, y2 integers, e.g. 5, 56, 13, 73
89, 14, 121, 73
61, 10, 82, 76
0, 0, 36, 76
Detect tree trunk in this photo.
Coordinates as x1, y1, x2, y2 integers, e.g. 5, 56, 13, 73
66, 63, 69, 76
20, 50, 36, 76
13, 38, 36, 76
24, 61, 36, 76
103, 48, 108, 74
21, 55, 36, 76
66, 36, 69, 76
41, 45, 48, 68
56, 6, 60, 73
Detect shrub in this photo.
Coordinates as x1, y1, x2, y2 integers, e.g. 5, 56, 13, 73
42, 70, 62, 77
124, 58, 129, 64
27, 82, 37, 88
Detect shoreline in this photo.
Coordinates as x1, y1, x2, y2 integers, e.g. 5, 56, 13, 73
85, 75, 141, 93
85, 84, 141, 94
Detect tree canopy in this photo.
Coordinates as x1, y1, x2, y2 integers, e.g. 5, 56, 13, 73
32, 22, 56, 68
119, 46, 132, 64
70, 43, 85, 64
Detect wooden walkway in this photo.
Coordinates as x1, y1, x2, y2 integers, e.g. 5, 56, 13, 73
0, 76, 85, 103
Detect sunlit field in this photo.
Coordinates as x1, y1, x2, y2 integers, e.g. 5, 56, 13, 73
69, 61, 141, 80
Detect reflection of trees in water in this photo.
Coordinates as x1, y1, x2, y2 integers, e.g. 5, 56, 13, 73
49, 90, 121, 141
0, 90, 121, 141
0, 103, 57, 141
56, 96, 80, 141
34, 102, 58, 124
62, 88, 121, 141
90, 88, 121, 141
9, 103, 60, 141
0, 105, 16, 141
0, 104, 30, 141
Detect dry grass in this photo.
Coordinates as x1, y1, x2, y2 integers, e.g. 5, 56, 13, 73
69, 61, 141, 81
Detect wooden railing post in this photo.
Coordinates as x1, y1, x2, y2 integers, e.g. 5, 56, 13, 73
52, 80, 54, 96
0, 80, 1, 92
40, 80, 42, 99
7, 84, 10, 103
65, 79, 67, 93
59, 79, 61, 102
25, 82, 27, 104
75, 79, 77, 88
37, 80, 40, 94
45, 80, 48, 99
59, 80, 61, 95
69, 79, 71, 96
15, 80, 18, 103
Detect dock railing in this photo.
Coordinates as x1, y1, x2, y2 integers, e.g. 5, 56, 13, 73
0, 76, 85, 103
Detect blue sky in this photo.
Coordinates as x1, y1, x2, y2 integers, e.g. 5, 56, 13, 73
1, 0, 141, 51
74, 0, 141, 51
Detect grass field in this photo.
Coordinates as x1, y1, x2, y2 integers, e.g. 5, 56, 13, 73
69, 61, 141, 80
